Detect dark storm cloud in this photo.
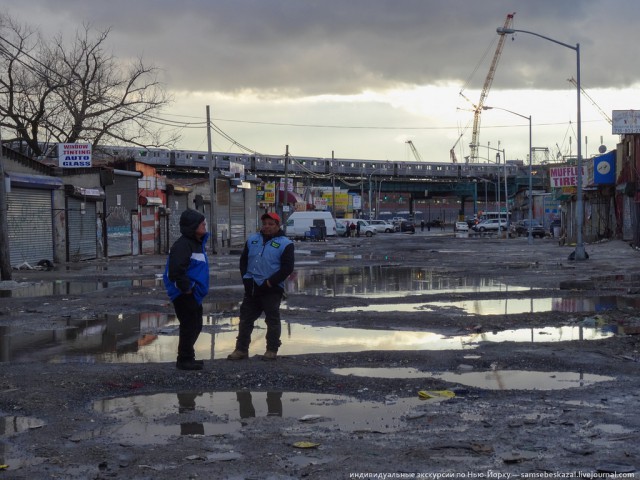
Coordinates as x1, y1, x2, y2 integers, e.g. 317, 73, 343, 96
11, 0, 640, 96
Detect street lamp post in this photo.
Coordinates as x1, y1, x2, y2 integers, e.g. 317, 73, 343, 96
496, 26, 585, 259
470, 144, 507, 237
483, 106, 533, 244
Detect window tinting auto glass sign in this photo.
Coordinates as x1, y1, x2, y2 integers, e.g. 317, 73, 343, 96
58, 143, 92, 168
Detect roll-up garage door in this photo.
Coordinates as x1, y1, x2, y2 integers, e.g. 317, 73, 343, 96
106, 174, 138, 257
167, 195, 189, 247
7, 188, 53, 267
67, 197, 97, 261
230, 189, 245, 248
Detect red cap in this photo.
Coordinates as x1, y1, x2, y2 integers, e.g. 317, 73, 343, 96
261, 212, 281, 224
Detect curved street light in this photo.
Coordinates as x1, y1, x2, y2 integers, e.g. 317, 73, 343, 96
483, 106, 533, 244
496, 26, 586, 260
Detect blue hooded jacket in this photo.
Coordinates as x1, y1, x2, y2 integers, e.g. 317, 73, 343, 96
163, 209, 210, 304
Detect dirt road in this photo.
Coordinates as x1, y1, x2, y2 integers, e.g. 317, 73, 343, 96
1, 232, 639, 479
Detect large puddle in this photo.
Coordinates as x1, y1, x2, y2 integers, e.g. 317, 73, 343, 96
1, 265, 632, 363
286, 266, 533, 297
91, 390, 449, 445
332, 367, 616, 390
0, 312, 615, 363
1, 266, 527, 298
331, 295, 637, 315
0, 278, 164, 298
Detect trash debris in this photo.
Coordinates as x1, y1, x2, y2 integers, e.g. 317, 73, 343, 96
298, 415, 323, 422
418, 390, 456, 400
292, 441, 320, 449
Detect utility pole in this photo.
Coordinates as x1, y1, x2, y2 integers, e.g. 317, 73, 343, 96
282, 145, 289, 224
331, 151, 336, 219
0, 128, 12, 280
206, 105, 217, 254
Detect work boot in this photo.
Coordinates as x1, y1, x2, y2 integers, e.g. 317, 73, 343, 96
176, 359, 203, 371
262, 350, 277, 361
227, 349, 248, 360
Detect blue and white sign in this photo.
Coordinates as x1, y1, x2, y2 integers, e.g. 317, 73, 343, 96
58, 143, 92, 168
593, 151, 616, 185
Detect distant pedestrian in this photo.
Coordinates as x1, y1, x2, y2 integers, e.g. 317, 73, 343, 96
227, 212, 295, 361
420, 220, 425, 232
356, 221, 361, 237
350, 222, 356, 237
163, 209, 210, 371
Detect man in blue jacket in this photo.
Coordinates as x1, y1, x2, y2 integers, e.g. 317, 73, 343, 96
228, 212, 294, 361
163, 209, 210, 370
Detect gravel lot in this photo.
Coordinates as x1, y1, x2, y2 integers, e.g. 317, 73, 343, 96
1, 232, 639, 479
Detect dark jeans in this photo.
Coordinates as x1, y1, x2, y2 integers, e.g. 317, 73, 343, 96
235, 292, 283, 352
172, 294, 203, 361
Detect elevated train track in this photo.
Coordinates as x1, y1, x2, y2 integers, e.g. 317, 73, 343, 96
23, 142, 536, 199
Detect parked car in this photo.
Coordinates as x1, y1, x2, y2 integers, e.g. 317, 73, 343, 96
399, 221, 416, 233
472, 219, 507, 232
368, 220, 395, 233
454, 221, 469, 232
336, 219, 377, 237
354, 220, 377, 237
512, 219, 546, 238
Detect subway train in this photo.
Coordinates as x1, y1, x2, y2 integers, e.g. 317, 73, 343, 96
22, 142, 519, 180
95, 145, 520, 180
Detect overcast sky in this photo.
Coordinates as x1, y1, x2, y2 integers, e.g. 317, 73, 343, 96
7, 0, 639, 163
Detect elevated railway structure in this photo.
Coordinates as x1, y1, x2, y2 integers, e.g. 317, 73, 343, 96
25, 142, 543, 214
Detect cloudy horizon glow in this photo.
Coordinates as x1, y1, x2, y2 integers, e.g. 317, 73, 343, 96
5, 1, 638, 162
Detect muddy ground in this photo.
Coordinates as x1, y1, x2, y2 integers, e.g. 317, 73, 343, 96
1, 231, 640, 479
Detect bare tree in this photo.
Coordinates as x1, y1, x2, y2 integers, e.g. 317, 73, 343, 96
0, 15, 178, 157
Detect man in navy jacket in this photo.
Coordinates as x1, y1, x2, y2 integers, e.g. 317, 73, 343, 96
163, 209, 209, 370
228, 212, 294, 361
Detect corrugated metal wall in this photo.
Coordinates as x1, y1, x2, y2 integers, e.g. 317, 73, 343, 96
167, 195, 189, 248
105, 175, 138, 257
230, 190, 245, 248
67, 197, 97, 261
7, 188, 53, 266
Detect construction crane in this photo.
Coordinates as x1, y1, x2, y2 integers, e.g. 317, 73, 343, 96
568, 77, 612, 125
406, 140, 423, 161
449, 132, 464, 164
465, 12, 515, 163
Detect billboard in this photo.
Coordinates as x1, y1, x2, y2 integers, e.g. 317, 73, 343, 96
549, 165, 587, 188
612, 110, 640, 134
58, 143, 92, 168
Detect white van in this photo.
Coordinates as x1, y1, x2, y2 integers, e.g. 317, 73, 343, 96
284, 211, 337, 239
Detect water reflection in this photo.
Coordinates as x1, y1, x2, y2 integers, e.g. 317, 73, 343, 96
331, 296, 637, 315
286, 266, 529, 298
0, 278, 163, 298
0, 313, 615, 364
93, 390, 433, 444
332, 367, 615, 390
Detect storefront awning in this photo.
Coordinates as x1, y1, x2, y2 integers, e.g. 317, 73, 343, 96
7, 172, 63, 190
278, 191, 304, 204
64, 184, 105, 200
139, 195, 164, 206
